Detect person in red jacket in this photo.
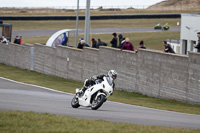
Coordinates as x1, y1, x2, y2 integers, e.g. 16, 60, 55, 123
121, 38, 134, 51
19, 36, 23, 45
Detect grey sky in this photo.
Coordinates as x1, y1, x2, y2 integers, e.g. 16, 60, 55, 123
0, 0, 165, 8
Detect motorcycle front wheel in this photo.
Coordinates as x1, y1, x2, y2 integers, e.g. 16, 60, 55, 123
71, 95, 80, 108
91, 94, 106, 110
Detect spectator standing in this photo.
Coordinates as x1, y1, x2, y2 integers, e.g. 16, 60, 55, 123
110, 32, 118, 48
193, 32, 200, 52
91, 38, 97, 48
118, 34, 124, 48
121, 38, 134, 51
137, 40, 146, 49
19, 36, 23, 45
61, 33, 68, 46
14, 36, 20, 44
1, 35, 8, 44
96, 38, 107, 48
163, 41, 175, 54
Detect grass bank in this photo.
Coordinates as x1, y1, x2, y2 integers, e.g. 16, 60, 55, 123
23, 31, 180, 51
1, 110, 199, 133
0, 64, 199, 115
1, 8, 200, 16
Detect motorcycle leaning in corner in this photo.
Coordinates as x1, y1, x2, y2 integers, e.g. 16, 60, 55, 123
71, 70, 117, 110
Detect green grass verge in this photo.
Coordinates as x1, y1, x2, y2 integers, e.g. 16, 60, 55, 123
1, 110, 199, 133
6, 18, 180, 30
0, 64, 199, 115
23, 31, 180, 51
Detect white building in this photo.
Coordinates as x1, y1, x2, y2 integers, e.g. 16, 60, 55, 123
180, 14, 200, 54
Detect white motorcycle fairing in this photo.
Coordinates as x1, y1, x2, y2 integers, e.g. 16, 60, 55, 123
72, 76, 114, 110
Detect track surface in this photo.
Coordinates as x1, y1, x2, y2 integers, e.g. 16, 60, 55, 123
12, 27, 180, 38
0, 77, 199, 129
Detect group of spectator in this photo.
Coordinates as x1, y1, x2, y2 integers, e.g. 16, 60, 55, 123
61, 31, 200, 54
13, 35, 23, 45
0, 35, 23, 45
110, 32, 146, 51
76, 32, 146, 52
77, 37, 107, 49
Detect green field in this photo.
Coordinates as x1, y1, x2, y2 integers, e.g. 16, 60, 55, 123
0, 110, 199, 133
6, 18, 180, 30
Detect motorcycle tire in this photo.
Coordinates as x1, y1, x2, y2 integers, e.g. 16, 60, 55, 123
91, 94, 106, 110
71, 95, 80, 108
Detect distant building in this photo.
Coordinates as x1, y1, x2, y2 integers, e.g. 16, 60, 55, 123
180, 14, 200, 54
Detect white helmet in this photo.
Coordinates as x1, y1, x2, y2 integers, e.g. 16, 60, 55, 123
108, 70, 117, 80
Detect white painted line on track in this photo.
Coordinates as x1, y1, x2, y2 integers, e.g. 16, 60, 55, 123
0, 76, 74, 95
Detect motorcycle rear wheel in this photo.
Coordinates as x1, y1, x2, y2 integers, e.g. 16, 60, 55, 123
71, 95, 80, 108
91, 94, 106, 110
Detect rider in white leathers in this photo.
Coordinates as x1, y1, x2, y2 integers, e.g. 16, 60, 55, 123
80, 70, 117, 95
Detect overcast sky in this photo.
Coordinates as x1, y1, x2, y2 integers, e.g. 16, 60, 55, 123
0, 0, 165, 8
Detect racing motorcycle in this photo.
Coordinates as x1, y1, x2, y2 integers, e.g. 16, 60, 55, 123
71, 76, 114, 110
154, 23, 162, 30
162, 25, 170, 31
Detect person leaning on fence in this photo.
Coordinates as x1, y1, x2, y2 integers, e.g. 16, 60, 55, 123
163, 41, 175, 54
121, 38, 134, 51
77, 40, 90, 49
14, 36, 20, 44
19, 36, 23, 45
193, 32, 200, 52
1, 35, 8, 44
96, 38, 107, 48
137, 40, 146, 49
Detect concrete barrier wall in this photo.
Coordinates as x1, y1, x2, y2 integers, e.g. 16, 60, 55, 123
187, 52, 200, 104
137, 49, 189, 102
0, 42, 33, 70
0, 42, 199, 104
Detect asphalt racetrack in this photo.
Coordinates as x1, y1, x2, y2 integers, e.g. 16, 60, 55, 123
12, 27, 180, 38
0, 77, 199, 129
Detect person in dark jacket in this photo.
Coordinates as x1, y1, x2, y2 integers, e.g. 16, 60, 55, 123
193, 32, 200, 52
121, 38, 134, 51
137, 40, 146, 49
61, 33, 68, 46
163, 41, 175, 54
91, 38, 97, 48
118, 34, 124, 48
96, 38, 107, 48
14, 36, 20, 44
110, 32, 117, 48
77, 40, 90, 49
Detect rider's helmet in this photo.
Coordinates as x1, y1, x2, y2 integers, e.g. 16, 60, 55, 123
108, 70, 118, 80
